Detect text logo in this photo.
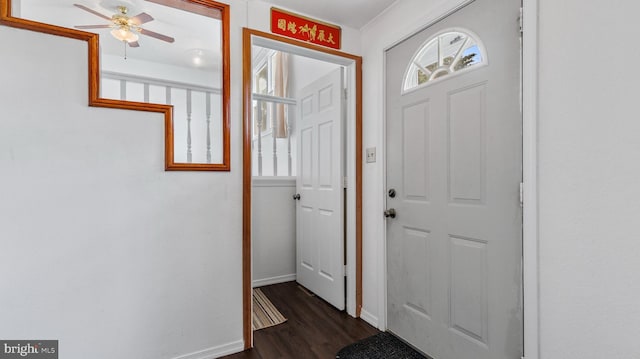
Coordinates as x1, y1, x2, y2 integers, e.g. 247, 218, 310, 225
0, 341, 57, 359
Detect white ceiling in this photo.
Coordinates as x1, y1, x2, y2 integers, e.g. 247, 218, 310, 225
20, 0, 222, 70
16, 0, 397, 74
256, 0, 397, 29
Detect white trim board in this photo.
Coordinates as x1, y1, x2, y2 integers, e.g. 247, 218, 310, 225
252, 274, 297, 288
251, 176, 296, 187
171, 340, 244, 359
521, 0, 540, 358
359, 308, 379, 328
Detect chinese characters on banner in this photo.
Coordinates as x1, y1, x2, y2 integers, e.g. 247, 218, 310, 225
270, 8, 341, 50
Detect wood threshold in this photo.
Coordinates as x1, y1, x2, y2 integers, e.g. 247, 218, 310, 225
242, 28, 363, 350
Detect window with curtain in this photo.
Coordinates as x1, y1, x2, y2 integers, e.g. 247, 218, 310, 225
251, 48, 294, 177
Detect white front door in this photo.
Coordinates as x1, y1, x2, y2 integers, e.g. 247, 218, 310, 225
295, 68, 345, 310
385, 0, 522, 358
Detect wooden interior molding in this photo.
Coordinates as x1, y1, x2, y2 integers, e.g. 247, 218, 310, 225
146, 0, 222, 20
242, 27, 363, 350
0, 0, 230, 171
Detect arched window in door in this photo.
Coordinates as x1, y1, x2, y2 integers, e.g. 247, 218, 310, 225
402, 29, 487, 93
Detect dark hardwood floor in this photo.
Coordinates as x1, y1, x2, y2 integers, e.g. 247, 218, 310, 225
222, 281, 379, 359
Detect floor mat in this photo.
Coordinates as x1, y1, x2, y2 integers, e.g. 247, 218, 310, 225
336, 332, 428, 359
252, 288, 287, 330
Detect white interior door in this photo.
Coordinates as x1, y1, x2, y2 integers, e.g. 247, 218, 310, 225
295, 68, 345, 310
385, 0, 522, 358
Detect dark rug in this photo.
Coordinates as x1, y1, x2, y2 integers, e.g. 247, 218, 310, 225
336, 332, 428, 359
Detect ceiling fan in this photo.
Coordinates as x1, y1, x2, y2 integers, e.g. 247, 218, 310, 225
73, 3, 175, 47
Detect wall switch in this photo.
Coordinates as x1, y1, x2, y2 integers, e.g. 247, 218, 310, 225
366, 147, 376, 163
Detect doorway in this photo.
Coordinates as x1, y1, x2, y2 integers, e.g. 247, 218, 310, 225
242, 28, 363, 349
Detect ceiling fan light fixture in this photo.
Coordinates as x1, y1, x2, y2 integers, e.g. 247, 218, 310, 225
111, 27, 139, 43
74, 3, 173, 46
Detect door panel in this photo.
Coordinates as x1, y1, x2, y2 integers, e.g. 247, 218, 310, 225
300, 126, 314, 187
402, 227, 432, 318
385, 0, 522, 358
449, 235, 488, 343
300, 205, 315, 271
296, 68, 345, 310
402, 101, 430, 202
448, 83, 486, 204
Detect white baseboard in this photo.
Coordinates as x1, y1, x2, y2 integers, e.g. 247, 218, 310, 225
252, 176, 296, 187
252, 274, 296, 288
172, 340, 244, 359
360, 308, 379, 328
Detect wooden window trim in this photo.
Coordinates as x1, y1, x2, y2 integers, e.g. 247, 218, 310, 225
0, 0, 231, 171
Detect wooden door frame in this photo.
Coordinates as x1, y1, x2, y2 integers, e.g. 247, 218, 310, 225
242, 28, 363, 349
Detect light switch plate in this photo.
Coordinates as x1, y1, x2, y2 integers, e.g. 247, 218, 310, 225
366, 147, 376, 163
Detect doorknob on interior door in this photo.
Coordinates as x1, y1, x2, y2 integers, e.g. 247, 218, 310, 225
384, 208, 396, 218
293, 193, 301, 200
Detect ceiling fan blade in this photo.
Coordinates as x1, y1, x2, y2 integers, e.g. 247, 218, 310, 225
74, 25, 111, 29
130, 12, 154, 25
128, 41, 140, 48
140, 28, 174, 43
73, 4, 112, 21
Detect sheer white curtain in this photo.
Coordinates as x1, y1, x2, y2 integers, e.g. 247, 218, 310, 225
273, 52, 289, 138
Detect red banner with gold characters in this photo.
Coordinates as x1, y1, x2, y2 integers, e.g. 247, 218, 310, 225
271, 8, 341, 50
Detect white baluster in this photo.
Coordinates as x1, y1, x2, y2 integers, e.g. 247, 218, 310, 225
186, 89, 192, 163
206, 92, 212, 164
120, 80, 126, 100
143, 83, 150, 103
272, 102, 278, 176
257, 100, 263, 176
286, 107, 292, 176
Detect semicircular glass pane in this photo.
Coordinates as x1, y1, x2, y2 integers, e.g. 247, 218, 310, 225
403, 29, 486, 92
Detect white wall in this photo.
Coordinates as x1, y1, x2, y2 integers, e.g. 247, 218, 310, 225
0, 1, 361, 358
536, 1, 640, 358
290, 54, 342, 94
101, 54, 220, 89
0, 23, 244, 359
251, 178, 296, 286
